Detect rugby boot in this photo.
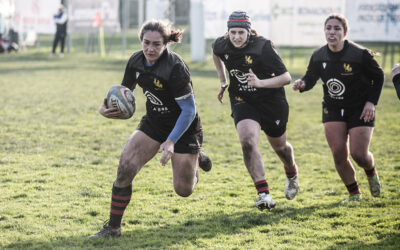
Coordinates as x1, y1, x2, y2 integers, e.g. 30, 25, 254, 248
88, 221, 121, 238
341, 193, 362, 204
255, 193, 276, 211
285, 174, 299, 200
198, 151, 212, 172
368, 173, 381, 197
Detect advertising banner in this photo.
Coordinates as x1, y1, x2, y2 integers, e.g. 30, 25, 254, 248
203, 0, 345, 46
270, 0, 345, 46
346, 0, 400, 42
203, 0, 271, 39
13, 0, 59, 34
68, 0, 120, 33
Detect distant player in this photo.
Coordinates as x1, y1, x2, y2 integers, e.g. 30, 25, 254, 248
391, 63, 400, 100
293, 14, 384, 203
89, 20, 211, 238
50, 4, 68, 58
212, 11, 299, 211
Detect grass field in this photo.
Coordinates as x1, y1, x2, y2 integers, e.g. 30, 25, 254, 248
0, 34, 399, 249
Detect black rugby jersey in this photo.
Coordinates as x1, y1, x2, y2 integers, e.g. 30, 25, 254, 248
394, 74, 400, 99
121, 49, 201, 131
212, 36, 288, 103
394, 74, 400, 86
301, 40, 384, 108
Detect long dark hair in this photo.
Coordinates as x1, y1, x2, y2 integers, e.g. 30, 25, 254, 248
324, 13, 348, 34
139, 20, 183, 44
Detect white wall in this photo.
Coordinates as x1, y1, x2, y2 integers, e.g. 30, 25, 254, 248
346, 0, 400, 42
13, 0, 60, 34
146, 0, 169, 20
68, 0, 120, 33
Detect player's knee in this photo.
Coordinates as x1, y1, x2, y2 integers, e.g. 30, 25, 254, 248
240, 136, 256, 154
331, 149, 348, 165
273, 143, 290, 157
174, 183, 193, 197
116, 158, 138, 185
350, 151, 369, 166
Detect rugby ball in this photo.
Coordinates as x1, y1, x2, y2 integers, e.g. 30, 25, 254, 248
106, 85, 135, 119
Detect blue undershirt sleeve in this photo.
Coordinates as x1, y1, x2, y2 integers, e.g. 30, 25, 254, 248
167, 94, 196, 143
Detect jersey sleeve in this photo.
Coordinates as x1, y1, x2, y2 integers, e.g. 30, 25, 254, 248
121, 59, 137, 91
362, 50, 384, 105
393, 74, 400, 100
260, 41, 287, 76
169, 63, 193, 99
212, 36, 225, 57
301, 55, 320, 92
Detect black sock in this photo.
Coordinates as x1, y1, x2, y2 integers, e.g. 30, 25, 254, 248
254, 179, 269, 194
364, 167, 376, 178
345, 182, 360, 195
285, 164, 298, 178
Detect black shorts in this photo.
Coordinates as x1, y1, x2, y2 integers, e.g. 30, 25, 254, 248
230, 96, 288, 137
137, 115, 202, 154
322, 102, 374, 129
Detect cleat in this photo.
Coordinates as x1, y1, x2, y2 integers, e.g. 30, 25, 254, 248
368, 173, 381, 197
88, 221, 121, 238
255, 193, 276, 211
341, 193, 362, 204
285, 174, 299, 200
198, 151, 212, 172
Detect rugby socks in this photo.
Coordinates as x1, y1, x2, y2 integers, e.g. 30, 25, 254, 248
285, 163, 298, 179
364, 167, 377, 178
345, 182, 361, 195
254, 179, 269, 194
109, 184, 132, 229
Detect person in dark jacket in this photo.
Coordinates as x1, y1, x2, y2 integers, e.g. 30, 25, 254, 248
293, 14, 384, 203
50, 5, 67, 58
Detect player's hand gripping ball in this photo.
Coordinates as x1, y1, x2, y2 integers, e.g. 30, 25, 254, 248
106, 85, 136, 119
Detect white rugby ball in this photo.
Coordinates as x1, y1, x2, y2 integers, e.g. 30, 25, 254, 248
106, 85, 136, 119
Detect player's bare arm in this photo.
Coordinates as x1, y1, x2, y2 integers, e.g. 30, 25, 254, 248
246, 69, 291, 88
212, 53, 229, 103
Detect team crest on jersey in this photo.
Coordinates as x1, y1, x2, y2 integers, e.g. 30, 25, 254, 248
144, 90, 163, 106
244, 55, 253, 65
343, 63, 352, 72
229, 69, 257, 92
229, 69, 248, 84
224, 54, 229, 60
323, 107, 329, 114
322, 62, 327, 69
154, 78, 163, 90
326, 78, 345, 99
275, 120, 280, 126
235, 96, 244, 102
